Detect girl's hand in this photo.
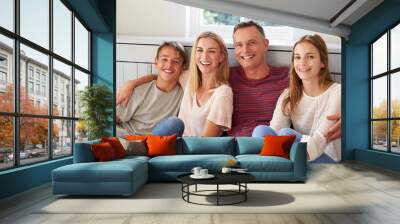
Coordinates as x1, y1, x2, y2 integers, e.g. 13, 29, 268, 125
325, 112, 341, 142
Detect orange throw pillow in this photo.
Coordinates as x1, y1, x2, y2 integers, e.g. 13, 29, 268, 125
146, 135, 177, 157
101, 137, 126, 158
124, 135, 148, 141
260, 135, 296, 159
91, 142, 117, 161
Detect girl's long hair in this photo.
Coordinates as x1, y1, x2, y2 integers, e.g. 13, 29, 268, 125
282, 34, 333, 115
188, 31, 229, 94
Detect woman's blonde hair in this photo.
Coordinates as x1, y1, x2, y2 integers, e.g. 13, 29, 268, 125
188, 31, 229, 94
282, 34, 334, 115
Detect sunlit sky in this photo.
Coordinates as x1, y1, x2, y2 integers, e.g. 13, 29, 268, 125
0, 0, 89, 74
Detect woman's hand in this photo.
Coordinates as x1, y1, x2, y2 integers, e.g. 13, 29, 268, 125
325, 112, 341, 142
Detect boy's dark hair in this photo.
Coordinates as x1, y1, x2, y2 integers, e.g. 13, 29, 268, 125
156, 41, 187, 68
233, 20, 265, 38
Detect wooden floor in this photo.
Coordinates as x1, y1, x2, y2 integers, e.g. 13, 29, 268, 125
1, 162, 400, 224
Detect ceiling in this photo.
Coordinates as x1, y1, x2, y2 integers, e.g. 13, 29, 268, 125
166, 0, 384, 38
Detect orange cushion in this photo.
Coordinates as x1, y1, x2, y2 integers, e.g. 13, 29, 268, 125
260, 135, 296, 159
101, 137, 126, 158
146, 135, 177, 157
124, 135, 148, 141
91, 142, 117, 161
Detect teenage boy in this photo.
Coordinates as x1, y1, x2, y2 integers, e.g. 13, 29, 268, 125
116, 42, 186, 137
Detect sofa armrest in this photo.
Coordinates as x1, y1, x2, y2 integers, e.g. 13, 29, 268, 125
289, 142, 307, 181
73, 140, 100, 163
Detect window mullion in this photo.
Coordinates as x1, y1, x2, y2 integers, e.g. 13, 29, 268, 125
14, 0, 21, 166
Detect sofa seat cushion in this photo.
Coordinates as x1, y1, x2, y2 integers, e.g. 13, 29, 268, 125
53, 159, 147, 183
236, 155, 293, 172
149, 154, 235, 172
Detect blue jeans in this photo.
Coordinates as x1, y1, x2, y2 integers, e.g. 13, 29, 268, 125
251, 125, 302, 143
152, 116, 185, 137
251, 125, 334, 163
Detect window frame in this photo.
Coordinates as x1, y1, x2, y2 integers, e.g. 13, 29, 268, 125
0, 0, 92, 171
370, 20, 400, 154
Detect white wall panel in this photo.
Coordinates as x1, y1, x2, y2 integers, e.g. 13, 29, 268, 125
117, 43, 342, 84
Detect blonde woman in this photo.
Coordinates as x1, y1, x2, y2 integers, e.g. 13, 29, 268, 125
178, 31, 233, 136
252, 34, 341, 163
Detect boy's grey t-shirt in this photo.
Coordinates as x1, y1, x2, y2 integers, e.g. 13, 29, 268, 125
116, 80, 183, 136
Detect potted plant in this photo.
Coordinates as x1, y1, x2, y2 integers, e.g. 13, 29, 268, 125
79, 84, 113, 140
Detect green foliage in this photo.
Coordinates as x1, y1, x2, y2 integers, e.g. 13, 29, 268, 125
202, 9, 281, 27
79, 84, 113, 140
203, 10, 240, 26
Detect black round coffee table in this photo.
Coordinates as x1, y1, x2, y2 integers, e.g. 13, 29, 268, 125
177, 172, 255, 206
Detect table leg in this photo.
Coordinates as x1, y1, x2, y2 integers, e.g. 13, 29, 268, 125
217, 184, 220, 206
245, 183, 247, 201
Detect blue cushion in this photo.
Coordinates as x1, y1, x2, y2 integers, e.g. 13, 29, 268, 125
236, 155, 293, 172
235, 137, 264, 155
148, 154, 235, 172
178, 137, 235, 155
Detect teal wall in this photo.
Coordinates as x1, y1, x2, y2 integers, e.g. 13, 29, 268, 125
344, 0, 400, 171
0, 0, 116, 200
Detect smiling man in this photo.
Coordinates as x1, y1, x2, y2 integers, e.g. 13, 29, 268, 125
228, 21, 290, 136
116, 41, 186, 137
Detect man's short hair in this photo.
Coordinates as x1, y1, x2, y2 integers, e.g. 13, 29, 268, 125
156, 41, 187, 69
233, 21, 265, 38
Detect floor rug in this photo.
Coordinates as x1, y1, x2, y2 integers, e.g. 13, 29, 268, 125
38, 183, 361, 214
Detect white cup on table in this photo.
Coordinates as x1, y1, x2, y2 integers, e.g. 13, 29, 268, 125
199, 169, 208, 176
191, 167, 202, 176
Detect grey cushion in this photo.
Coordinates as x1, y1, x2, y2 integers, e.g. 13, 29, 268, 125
119, 138, 147, 156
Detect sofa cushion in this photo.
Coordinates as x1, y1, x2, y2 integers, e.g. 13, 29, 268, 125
91, 142, 118, 161
101, 137, 127, 158
235, 137, 263, 155
119, 138, 147, 156
236, 155, 293, 172
260, 135, 296, 159
178, 137, 235, 155
147, 135, 177, 157
148, 154, 235, 172
52, 158, 148, 183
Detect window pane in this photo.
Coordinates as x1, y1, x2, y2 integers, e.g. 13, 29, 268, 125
0, 116, 13, 170
20, 0, 49, 49
0, 34, 14, 112
74, 69, 89, 118
75, 18, 89, 70
75, 120, 88, 143
202, 9, 240, 26
391, 120, 400, 153
53, 0, 72, 60
391, 24, 400, 70
372, 33, 387, 76
372, 77, 387, 119
20, 44, 49, 115
391, 72, 400, 118
53, 59, 72, 117
372, 121, 387, 151
20, 117, 49, 165
53, 119, 72, 158
0, 0, 14, 31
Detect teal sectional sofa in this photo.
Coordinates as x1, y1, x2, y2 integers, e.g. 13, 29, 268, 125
52, 137, 307, 196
